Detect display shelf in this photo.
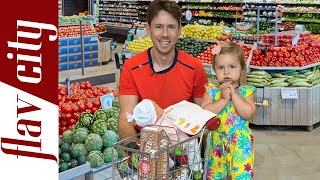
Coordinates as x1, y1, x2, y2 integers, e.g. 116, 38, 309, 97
249, 62, 320, 71
59, 162, 90, 180
283, 11, 320, 14
282, 19, 320, 23
243, 8, 277, 11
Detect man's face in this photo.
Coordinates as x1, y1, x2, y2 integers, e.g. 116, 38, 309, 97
146, 10, 181, 55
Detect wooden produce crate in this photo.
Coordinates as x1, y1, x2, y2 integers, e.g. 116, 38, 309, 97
252, 85, 320, 131
59, 162, 90, 180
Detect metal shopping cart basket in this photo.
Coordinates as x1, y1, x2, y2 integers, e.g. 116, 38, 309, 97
111, 118, 220, 180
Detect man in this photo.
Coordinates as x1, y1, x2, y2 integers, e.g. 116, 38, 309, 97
118, 0, 208, 143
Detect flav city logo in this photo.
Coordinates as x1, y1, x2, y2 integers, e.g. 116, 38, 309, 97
0, 20, 58, 163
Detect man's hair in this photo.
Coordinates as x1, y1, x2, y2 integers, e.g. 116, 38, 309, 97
146, 0, 182, 26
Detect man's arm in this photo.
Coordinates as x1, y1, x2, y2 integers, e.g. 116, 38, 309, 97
118, 95, 139, 141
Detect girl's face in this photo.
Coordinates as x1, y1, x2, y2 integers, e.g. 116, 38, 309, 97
214, 53, 242, 87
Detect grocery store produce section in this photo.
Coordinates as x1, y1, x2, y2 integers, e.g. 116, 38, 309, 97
57, 0, 320, 178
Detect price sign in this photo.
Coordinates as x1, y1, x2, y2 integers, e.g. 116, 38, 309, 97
124, 50, 132, 58
291, 32, 300, 46
185, 10, 192, 21
100, 93, 114, 110
91, 36, 98, 42
281, 88, 298, 99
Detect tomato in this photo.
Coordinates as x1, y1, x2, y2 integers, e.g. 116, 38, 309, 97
80, 83, 86, 89
59, 126, 67, 135
266, 52, 273, 58
60, 121, 67, 127
78, 103, 86, 112
72, 112, 80, 120
85, 102, 93, 109
92, 99, 101, 108
68, 119, 77, 126
63, 113, 72, 121
92, 90, 98, 97
63, 105, 72, 114
92, 107, 98, 113
71, 105, 79, 113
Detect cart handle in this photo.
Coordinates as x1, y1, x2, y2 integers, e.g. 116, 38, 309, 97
205, 117, 220, 131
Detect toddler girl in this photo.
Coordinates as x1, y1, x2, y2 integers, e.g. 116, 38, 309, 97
201, 42, 256, 180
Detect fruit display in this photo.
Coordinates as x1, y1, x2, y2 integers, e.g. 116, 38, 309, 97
58, 25, 96, 38
283, 13, 320, 23
59, 16, 82, 25
213, 5, 242, 11
280, 22, 296, 31
175, 37, 214, 58
181, 4, 212, 10
259, 30, 312, 46
305, 23, 320, 34
182, 23, 225, 41
247, 66, 320, 87
283, 6, 320, 13
59, 100, 122, 171
126, 36, 153, 53
196, 42, 252, 64
58, 81, 119, 135
250, 41, 320, 67
94, 23, 107, 33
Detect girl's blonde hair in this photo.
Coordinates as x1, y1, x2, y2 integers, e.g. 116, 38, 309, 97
212, 42, 247, 85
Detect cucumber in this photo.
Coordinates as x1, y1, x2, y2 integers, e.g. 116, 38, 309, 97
272, 73, 287, 78
292, 82, 313, 88
269, 82, 289, 87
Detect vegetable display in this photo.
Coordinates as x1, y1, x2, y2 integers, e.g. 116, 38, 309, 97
247, 66, 320, 87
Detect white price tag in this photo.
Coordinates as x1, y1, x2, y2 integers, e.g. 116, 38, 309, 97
100, 93, 114, 110
124, 50, 132, 58
185, 10, 192, 21
281, 88, 298, 99
292, 32, 300, 46
91, 36, 98, 41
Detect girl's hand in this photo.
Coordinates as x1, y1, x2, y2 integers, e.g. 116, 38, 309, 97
224, 84, 236, 99
220, 83, 231, 101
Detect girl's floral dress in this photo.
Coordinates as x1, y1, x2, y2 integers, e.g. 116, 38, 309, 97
206, 83, 256, 180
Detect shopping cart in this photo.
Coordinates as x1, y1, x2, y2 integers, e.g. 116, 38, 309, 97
112, 118, 220, 180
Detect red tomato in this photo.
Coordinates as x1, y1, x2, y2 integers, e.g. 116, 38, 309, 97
63, 113, 72, 121
85, 102, 93, 109
78, 104, 86, 112
72, 112, 80, 120
92, 99, 101, 108
71, 105, 79, 113
68, 119, 77, 126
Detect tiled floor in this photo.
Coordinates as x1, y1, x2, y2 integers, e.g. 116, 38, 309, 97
59, 46, 320, 180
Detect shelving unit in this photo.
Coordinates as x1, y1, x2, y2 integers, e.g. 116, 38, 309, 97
58, 22, 99, 71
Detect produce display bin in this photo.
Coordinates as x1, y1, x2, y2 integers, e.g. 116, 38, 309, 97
58, 35, 99, 71
59, 162, 90, 180
85, 160, 122, 180
252, 85, 320, 131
